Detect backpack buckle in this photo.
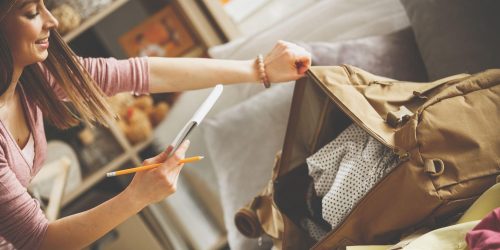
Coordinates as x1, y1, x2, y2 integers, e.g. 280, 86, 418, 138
387, 106, 413, 128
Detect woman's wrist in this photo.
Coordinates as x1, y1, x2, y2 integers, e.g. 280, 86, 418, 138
242, 59, 260, 84
121, 184, 148, 212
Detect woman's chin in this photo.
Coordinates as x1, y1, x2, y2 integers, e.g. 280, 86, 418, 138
35, 52, 49, 63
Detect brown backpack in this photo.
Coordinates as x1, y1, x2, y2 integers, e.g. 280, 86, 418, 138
234, 65, 500, 249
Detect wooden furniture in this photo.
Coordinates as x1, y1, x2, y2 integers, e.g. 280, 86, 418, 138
63, 0, 224, 56
62, 0, 129, 43
49, 1, 228, 249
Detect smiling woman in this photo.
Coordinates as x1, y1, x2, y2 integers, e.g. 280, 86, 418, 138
4, 0, 57, 65
0, 0, 116, 129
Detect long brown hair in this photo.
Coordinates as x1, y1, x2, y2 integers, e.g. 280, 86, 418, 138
1, 0, 115, 129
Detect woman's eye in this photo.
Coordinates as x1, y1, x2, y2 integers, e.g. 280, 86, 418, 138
26, 12, 39, 19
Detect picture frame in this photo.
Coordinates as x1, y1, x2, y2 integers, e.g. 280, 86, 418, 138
118, 5, 196, 57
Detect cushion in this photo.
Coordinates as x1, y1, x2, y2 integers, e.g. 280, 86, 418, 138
300, 27, 427, 81
202, 83, 294, 250
400, 0, 500, 80
208, 0, 410, 60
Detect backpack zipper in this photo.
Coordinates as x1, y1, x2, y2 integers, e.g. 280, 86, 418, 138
308, 65, 401, 154
305, 67, 410, 249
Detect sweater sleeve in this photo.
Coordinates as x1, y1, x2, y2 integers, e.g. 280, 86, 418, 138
0, 147, 48, 250
44, 57, 150, 99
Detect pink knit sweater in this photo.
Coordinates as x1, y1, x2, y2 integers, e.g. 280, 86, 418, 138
0, 57, 149, 250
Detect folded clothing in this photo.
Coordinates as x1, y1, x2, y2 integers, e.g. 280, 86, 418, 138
466, 208, 500, 250
306, 124, 399, 236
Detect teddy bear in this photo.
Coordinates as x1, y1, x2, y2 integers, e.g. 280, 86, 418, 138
132, 96, 170, 127
118, 106, 152, 145
108, 94, 170, 144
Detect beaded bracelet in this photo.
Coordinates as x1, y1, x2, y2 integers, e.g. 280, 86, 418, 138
257, 54, 270, 88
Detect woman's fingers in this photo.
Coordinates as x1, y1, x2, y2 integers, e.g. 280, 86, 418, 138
165, 139, 190, 168
127, 140, 191, 204
164, 145, 174, 156
142, 148, 168, 165
265, 40, 312, 82
296, 52, 312, 76
288, 42, 311, 76
158, 140, 190, 194
143, 140, 189, 167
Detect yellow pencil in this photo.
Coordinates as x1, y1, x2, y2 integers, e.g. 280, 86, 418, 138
106, 156, 204, 177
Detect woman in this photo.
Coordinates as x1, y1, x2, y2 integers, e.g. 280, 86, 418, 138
0, 0, 311, 249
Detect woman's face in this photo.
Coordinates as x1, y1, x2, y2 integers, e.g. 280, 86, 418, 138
0, 0, 58, 68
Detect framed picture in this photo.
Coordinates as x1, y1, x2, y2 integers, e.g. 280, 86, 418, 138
118, 5, 195, 57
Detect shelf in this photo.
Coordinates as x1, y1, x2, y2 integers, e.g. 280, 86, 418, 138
173, 0, 223, 47
200, 0, 241, 41
61, 136, 153, 207
63, 0, 130, 43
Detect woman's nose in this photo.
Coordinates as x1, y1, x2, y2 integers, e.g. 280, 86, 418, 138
42, 6, 59, 31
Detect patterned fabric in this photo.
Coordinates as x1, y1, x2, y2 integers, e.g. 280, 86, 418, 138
304, 124, 399, 239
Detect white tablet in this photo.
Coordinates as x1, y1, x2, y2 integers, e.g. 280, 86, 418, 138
168, 84, 223, 156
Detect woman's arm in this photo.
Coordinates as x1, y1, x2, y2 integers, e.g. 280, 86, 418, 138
148, 58, 258, 93
148, 41, 311, 93
40, 186, 144, 250
39, 142, 189, 250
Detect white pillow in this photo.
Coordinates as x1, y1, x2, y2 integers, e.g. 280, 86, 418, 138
208, 0, 409, 60
202, 83, 295, 250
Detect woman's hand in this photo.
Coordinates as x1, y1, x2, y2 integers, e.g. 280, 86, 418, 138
40, 140, 190, 250
125, 140, 191, 207
264, 40, 312, 83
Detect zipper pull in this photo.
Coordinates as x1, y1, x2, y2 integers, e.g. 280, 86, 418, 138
394, 148, 410, 161
413, 91, 429, 99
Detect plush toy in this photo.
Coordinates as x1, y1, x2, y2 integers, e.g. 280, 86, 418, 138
120, 107, 152, 144
132, 95, 170, 127
149, 102, 169, 126
51, 4, 81, 35
133, 96, 154, 114
108, 94, 170, 144
108, 93, 135, 118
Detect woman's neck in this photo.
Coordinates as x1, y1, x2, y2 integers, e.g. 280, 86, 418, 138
0, 66, 22, 107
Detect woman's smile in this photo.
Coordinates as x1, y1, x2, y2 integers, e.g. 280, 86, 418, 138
35, 36, 49, 50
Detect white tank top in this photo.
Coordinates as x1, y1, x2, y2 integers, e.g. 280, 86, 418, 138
21, 133, 35, 166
